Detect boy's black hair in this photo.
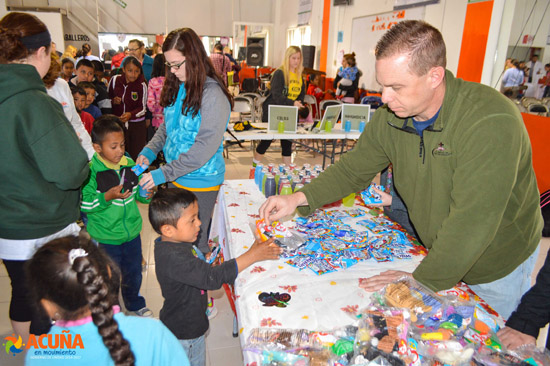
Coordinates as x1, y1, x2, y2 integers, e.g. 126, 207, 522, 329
149, 188, 198, 235
76, 58, 94, 70
61, 57, 74, 67
91, 115, 124, 144
71, 86, 86, 97
77, 81, 96, 92
91, 59, 104, 72
151, 53, 166, 78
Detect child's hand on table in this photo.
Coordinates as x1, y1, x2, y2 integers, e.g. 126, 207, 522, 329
236, 237, 282, 272
105, 184, 131, 201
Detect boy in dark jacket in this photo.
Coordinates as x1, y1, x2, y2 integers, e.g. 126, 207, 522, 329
81, 115, 152, 317
149, 188, 281, 366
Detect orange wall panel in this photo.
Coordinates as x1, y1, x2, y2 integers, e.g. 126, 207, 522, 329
522, 113, 550, 193
456, 0, 494, 83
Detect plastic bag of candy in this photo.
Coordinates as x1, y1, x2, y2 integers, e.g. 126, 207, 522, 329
255, 219, 307, 251
360, 184, 385, 205
376, 277, 445, 324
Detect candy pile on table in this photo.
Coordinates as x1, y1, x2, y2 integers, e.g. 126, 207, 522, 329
243, 277, 550, 366
256, 206, 417, 275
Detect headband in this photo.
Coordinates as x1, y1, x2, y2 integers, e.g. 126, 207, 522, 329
20, 30, 51, 50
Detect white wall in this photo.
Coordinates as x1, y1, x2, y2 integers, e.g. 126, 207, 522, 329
280, 0, 467, 88
507, 0, 550, 65
46, 0, 273, 36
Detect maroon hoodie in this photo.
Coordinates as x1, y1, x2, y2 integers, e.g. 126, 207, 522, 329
108, 73, 147, 121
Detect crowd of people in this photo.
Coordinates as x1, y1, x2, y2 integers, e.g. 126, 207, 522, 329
0, 11, 548, 366
501, 55, 550, 99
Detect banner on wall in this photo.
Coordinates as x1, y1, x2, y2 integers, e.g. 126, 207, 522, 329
350, 7, 425, 90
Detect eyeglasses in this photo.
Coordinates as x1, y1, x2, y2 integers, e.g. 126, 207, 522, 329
165, 60, 186, 70
128, 48, 141, 52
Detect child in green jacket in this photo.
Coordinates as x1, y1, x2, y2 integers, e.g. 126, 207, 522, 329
81, 115, 153, 317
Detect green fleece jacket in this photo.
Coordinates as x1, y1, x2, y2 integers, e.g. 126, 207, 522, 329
0, 64, 89, 240
81, 154, 151, 245
298, 70, 542, 291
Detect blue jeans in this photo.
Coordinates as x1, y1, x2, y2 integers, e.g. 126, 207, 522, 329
179, 335, 206, 366
469, 246, 539, 319
99, 235, 146, 312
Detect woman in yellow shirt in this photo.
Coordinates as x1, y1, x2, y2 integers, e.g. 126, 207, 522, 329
253, 46, 305, 165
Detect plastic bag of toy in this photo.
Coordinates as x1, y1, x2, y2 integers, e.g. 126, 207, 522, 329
462, 305, 503, 351
261, 350, 310, 366
376, 277, 445, 324
471, 345, 533, 365
351, 355, 394, 366
353, 306, 411, 366
512, 344, 550, 366
416, 339, 475, 365
412, 297, 476, 342
244, 328, 315, 352
255, 219, 307, 251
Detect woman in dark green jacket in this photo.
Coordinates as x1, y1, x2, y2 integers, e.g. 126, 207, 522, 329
0, 12, 89, 340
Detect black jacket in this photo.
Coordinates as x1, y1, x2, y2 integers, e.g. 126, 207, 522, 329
506, 249, 550, 350
262, 69, 305, 122
154, 238, 238, 339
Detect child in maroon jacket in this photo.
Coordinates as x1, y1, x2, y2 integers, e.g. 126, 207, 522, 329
108, 56, 147, 159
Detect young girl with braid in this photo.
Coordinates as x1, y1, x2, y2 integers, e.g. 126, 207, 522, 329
25, 235, 189, 366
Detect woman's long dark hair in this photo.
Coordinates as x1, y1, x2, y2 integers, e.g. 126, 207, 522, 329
160, 28, 233, 117
26, 235, 135, 366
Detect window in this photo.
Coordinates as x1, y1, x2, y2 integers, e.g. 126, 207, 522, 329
287, 26, 311, 48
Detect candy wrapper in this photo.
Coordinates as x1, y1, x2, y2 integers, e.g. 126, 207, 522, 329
360, 184, 385, 205
255, 219, 306, 251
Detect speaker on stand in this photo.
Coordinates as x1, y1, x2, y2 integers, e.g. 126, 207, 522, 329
246, 42, 264, 83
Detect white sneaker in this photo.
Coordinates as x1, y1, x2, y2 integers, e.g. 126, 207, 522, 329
206, 306, 218, 320
132, 307, 153, 317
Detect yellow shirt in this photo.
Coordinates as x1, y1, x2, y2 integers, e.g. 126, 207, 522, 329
287, 72, 302, 101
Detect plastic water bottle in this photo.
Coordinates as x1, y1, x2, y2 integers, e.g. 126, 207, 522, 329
265, 174, 276, 198
359, 121, 366, 133
344, 120, 351, 132
254, 163, 263, 186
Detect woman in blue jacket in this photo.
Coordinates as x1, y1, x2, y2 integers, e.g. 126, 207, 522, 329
137, 28, 233, 255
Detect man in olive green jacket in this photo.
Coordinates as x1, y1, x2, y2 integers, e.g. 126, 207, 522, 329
259, 20, 542, 319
